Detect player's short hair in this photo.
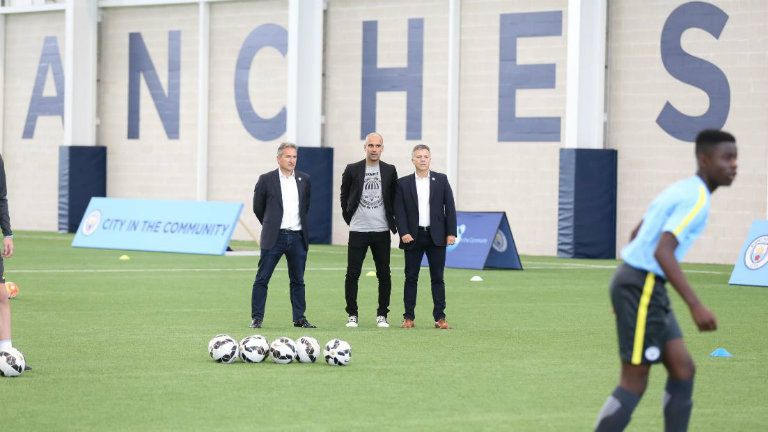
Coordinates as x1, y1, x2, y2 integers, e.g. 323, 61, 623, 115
365, 132, 383, 145
695, 129, 735, 156
411, 144, 430, 155
277, 142, 297, 157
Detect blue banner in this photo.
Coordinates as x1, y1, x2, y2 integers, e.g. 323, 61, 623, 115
72, 198, 243, 255
729, 220, 768, 287
423, 211, 522, 270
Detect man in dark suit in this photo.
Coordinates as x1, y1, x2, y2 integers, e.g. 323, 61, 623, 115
250, 142, 315, 329
340, 132, 398, 328
394, 144, 457, 329
0, 153, 30, 371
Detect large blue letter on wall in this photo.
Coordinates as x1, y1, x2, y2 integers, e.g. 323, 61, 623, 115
23, 36, 64, 139
128, 31, 181, 139
361, 18, 424, 140
234, 24, 287, 141
657, 2, 730, 142
498, 11, 562, 142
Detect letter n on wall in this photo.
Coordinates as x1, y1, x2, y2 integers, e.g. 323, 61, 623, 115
127, 31, 181, 140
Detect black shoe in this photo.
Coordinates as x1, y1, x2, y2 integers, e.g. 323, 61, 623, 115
24, 364, 32, 372
250, 318, 262, 328
293, 318, 316, 328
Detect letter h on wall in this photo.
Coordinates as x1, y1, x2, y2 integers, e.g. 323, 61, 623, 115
360, 18, 424, 140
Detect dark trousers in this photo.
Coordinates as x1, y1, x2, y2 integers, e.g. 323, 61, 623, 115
251, 230, 307, 321
403, 229, 446, 321
345, 231, 392, 317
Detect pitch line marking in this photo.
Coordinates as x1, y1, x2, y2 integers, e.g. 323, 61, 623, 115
8, 264, 728, 275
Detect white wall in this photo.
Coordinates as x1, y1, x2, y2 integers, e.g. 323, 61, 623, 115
0, 0, 764, 265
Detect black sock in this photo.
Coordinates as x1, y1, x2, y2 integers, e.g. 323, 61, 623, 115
595, 386, 641, 432
663, 378, 694, 432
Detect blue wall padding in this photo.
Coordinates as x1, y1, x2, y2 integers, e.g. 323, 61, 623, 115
58, 146, 107, 233
296, 147, 333, 244
557, 148, 617, 259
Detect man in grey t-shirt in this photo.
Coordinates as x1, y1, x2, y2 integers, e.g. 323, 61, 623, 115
340, 132, 398, 328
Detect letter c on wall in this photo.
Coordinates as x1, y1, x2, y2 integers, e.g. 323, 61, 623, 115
234, 24, 287, 141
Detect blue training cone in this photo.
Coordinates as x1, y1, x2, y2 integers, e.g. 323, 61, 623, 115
709, 347, 733, 358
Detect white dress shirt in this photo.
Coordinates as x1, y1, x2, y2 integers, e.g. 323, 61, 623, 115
415, 171, 431, 227
279, 170, 302, 230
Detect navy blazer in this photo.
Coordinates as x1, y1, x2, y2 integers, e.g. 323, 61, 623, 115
394, 171, 457, 249
253, 169, 311, 250
339, 159, 398, 233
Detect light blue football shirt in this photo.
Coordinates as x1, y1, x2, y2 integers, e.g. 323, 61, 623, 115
621, 175, 711, 278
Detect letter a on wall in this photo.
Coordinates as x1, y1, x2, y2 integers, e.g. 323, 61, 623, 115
23, 36, 64, 139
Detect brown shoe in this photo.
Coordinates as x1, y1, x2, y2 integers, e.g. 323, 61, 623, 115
434, 319, 450, 329
401, 319, 415, 329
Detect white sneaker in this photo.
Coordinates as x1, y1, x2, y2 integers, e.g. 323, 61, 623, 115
376, 316, 390, 328
346, 316, 358, 328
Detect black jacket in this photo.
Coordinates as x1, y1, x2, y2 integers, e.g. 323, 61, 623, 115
394, 171, 457, 249
340, 159, 398, 234
253, 169, 311, 250
0, 155, 12, 237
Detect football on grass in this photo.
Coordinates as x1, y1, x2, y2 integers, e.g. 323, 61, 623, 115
269, 337, 296, 364
295, 336, 320, 363
324, 339, 351, 366
208, 334, 238, 363
0, 347, 26, 377
239, 335, 270, 363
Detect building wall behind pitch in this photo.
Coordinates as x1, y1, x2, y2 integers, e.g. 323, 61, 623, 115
324, 0, 450, 245
3, 12, 64, 231
98, 5, 199, 201
458, 0, 567, 256
607, 0, 768, 264
208, 0, 288, 242
1, 1, 765, 266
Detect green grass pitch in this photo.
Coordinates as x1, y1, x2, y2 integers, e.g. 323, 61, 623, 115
2, 232, 766, 431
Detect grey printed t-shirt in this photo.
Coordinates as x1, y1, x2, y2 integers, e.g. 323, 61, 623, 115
350, 164, 389, 232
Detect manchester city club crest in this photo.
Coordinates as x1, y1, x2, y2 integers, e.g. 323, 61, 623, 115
492, 230, 508, 252
81, 210, 102, 236
744, 235, 768, 270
